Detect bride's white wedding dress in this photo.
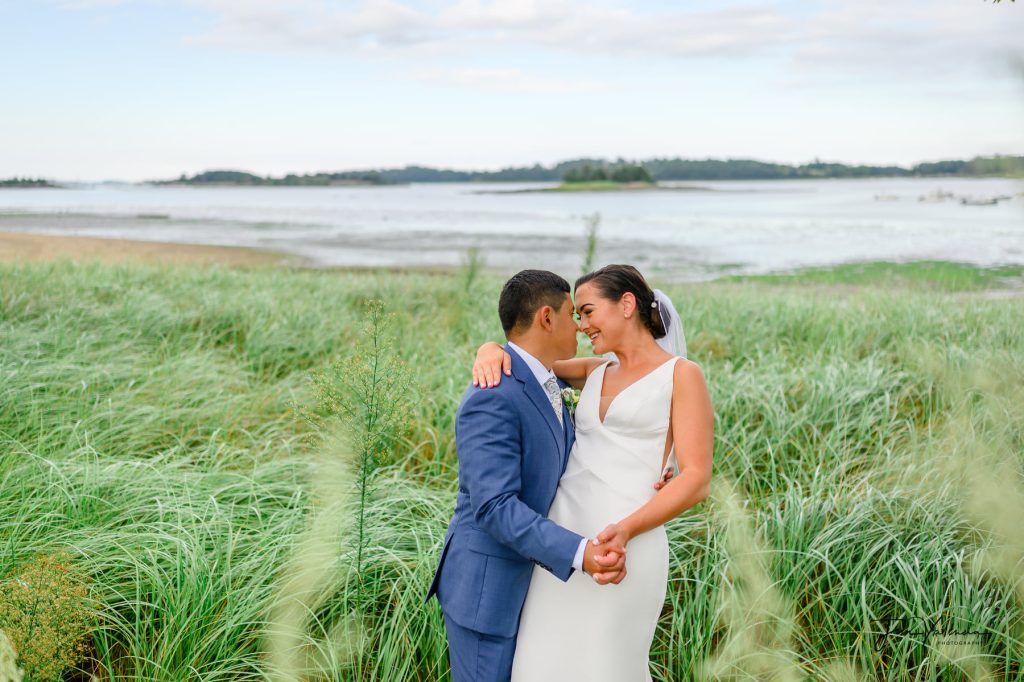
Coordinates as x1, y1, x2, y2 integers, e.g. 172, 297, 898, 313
511, 356, 679, 682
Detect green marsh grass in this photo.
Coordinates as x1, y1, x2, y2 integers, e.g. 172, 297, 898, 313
581, 213, 600, 275
0, 258, 1022, 680
720, 260, 1024, 292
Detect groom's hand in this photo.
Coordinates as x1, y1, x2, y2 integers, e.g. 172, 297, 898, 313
588, 522, 634, 584
583, 541, 625, 585
653, 466, 675, 490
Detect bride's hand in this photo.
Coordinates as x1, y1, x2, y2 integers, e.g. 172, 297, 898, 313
472, 341, 512, 388
596, 522, 631, 554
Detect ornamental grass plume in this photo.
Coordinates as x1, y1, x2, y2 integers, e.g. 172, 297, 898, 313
264, 428, 363, 682
0, 552, 91, 682
0, 630, 24, 682
903, 348, 1024, 677
696, 476, 804, 682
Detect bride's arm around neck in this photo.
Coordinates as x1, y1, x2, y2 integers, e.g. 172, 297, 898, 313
471, 341, 605, 389
551, 356, 606, 389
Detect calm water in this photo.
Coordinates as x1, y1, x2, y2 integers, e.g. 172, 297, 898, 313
1, 178, 1022, 280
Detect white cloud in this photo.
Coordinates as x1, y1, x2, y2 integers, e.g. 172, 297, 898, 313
183, 0, 798, 58
185, 0, 435, 51
60, 0, 1024, 90
407, 66, 610, 92
790, 2, 1024, 77
58, 0, 132, 7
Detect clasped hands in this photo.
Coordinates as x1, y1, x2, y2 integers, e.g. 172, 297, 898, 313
582, 523, 631, 585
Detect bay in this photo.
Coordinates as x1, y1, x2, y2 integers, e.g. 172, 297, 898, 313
1, 177, 1021, 279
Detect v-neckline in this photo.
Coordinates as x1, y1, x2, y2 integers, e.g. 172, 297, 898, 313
596, 356, 677, 426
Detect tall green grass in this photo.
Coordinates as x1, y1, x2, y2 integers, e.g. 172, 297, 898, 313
0, 258, 1022, 680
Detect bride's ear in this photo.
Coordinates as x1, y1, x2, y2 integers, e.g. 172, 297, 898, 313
620, 292, 637, 320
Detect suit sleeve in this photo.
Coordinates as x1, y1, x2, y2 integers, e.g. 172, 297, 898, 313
457, 387, 583, 581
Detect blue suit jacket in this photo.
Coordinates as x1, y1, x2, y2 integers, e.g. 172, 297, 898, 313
425, 344, 581, 637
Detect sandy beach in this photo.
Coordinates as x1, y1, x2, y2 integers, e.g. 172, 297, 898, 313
0, 230, 302, 267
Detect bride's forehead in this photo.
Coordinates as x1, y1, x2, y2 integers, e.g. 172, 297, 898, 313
573, 288, 600, 310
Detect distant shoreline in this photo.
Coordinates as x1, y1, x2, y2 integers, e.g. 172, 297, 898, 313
5, 154, 1022, 187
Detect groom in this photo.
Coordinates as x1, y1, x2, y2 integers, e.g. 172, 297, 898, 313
425, 269, 628, 682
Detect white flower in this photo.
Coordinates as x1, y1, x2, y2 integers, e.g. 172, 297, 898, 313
560, 387, 580, 416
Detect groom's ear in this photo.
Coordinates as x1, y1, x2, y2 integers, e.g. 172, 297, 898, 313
536, 304, 555, 331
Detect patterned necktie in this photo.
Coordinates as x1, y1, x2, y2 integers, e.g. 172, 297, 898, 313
543, 376, 564, 426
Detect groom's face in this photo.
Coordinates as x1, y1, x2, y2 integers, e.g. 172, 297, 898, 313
549, 293, 580, 360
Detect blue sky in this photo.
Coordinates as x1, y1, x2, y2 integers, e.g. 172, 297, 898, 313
2, 0, 1023, 181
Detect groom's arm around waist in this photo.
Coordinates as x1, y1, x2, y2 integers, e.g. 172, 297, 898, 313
456, 386, 583, 581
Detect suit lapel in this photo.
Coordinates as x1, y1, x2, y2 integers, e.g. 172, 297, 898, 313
506, 345, 565, 458
561, 404, 573, 467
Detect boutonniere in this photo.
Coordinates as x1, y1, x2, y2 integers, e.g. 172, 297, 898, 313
560, 387, 580, 420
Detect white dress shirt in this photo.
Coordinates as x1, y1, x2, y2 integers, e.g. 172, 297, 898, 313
506, 342, 590, 573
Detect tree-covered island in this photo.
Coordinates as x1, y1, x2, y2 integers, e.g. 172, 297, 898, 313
0, 177, 58, 188
552, 162, 657, 191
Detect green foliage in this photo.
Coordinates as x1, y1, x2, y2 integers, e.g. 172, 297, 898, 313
564, 163, 605, 183
563, 162, 653, 184
0, 259, 1023, 679
165, 169, 393, 186
0, 553, 91, 682
581, 212, 600, 275
720, 260, 1024, 291
0, 178, 55, 188
460, 246, 484, 293
156, 154, 1024, 185
302, 300, 415, 611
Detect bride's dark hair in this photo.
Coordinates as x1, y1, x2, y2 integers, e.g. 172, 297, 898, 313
575, 264, 667, 339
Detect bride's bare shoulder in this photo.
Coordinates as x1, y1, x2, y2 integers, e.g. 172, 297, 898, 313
671, 357, 705, 386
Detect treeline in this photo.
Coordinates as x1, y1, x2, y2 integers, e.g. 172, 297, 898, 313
359, 155, 1024, 181
157, 154, 1024, 186
0, 177, 56, 188
563, 163, 653, 183
158, 170, 394, 186
643, 156, 1024, 180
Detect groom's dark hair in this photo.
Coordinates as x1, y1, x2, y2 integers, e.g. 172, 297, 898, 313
499, 269, 571, 337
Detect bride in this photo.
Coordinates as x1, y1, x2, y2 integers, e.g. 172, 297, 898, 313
470, 264, 714, 682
